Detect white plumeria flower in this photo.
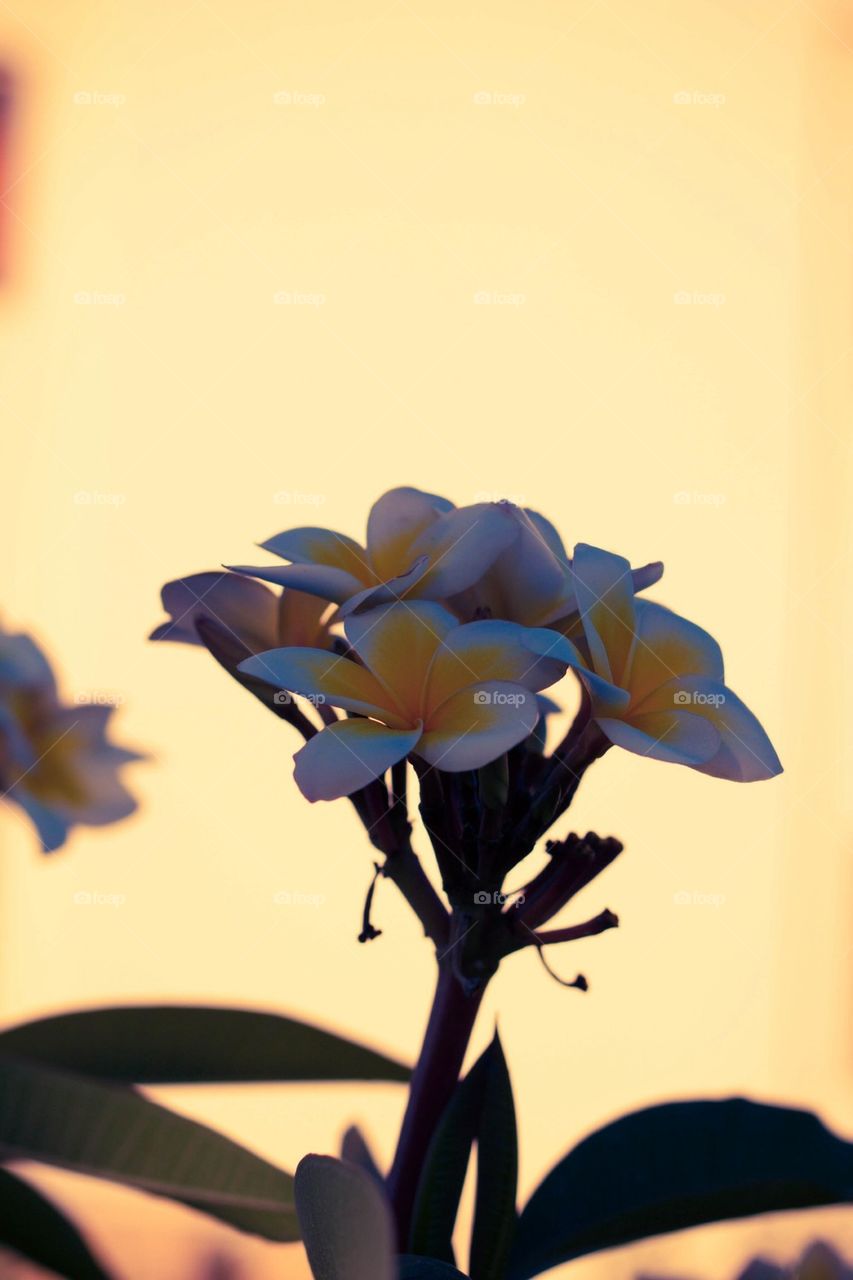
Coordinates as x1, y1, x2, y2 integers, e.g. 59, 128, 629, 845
229, 486, 519, 613
239, 602, 577, 801
566, 543, 782, 781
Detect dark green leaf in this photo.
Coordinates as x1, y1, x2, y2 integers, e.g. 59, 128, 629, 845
0, 1005, 409, 1084
398, 1259, 470, 1278
509, 1099, 853, 1280
408, 1047, 486, 1264
0, 1054, 299, 1241
0, 1167, 112, 1280
469, 1035, 517, 1280
409, 1033, 517, 1278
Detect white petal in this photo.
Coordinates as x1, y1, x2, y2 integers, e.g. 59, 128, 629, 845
294, 720, 422, 801
628, 601, 724, 705
413, 503, 518, 597
570, 543, 638, 685
295, 1155, 395, 1280
153, 572, 279, 652
419, 681, 539, 770
229, 562, 365, 604
335, 558, 431, 616
424, 620, 579, 715
638, 677, 782, 782
261, 527, 367, 575
597, 710, 721, 766
344, 602, 456, 720
366, 486, 453, 580
239, 649, 396, 722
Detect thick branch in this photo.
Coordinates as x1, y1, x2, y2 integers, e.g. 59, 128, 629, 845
386, 958, 484, 1247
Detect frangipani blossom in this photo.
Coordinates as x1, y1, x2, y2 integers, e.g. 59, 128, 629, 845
447, 502, 664, 627
239, 602, 576, 801
151, 571, 331, 654
0, 624, 142, 852
229, 486, 519, 614
567, 543, 782, 782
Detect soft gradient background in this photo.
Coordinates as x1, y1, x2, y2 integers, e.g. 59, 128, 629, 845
1, 1, 851, 1276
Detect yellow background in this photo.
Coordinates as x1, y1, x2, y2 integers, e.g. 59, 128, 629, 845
0, 1, 851, 1276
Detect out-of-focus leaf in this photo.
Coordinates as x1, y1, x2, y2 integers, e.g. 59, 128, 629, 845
295, 1154, 394, 1280
509, 1099, 853, 1280
0, 1005, 409, 1084
341, 1125, 383, 1184
0, 1054, 299, 1241
796, 1241, 853, 1280
409, 1033, 517, 1277
0, 1167, 113, 1280
639, 1240, 853, 1280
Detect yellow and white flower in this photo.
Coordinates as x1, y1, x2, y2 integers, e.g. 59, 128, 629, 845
239, 602, 576, 801
565, 543, 782, 782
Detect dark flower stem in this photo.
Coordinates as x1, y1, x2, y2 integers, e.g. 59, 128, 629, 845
386, 956, 484, 1247
383, 842, 451, 950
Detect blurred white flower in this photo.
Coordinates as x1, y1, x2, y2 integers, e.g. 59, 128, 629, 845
0, 622, 143, 852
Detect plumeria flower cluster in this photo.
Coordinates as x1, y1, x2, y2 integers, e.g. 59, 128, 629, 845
153, 486, 781, 988
0, 622, 142, 852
